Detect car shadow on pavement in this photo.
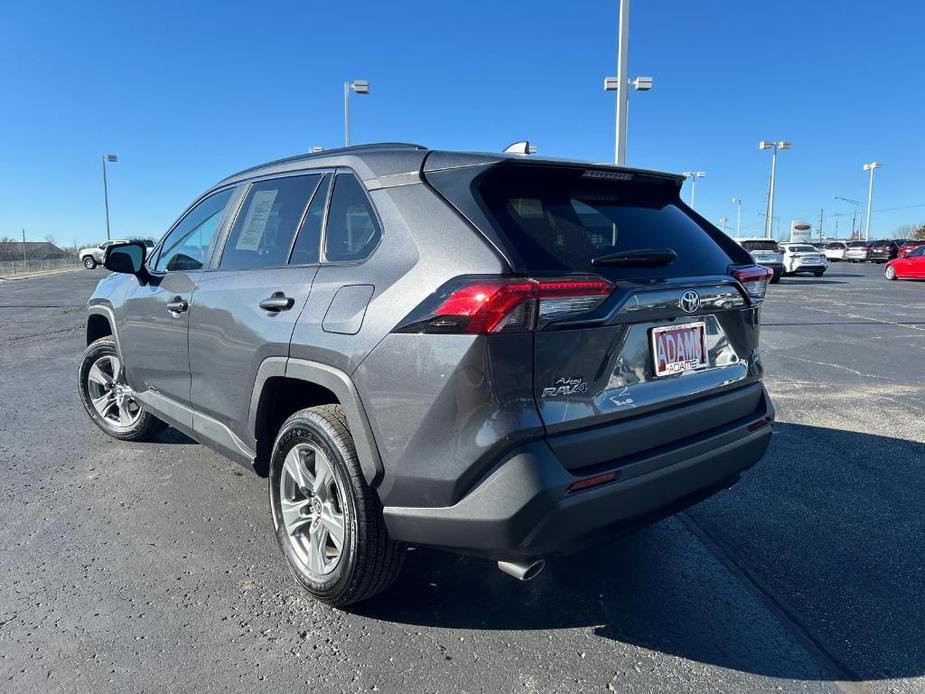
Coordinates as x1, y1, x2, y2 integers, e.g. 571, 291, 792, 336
151, 428, 197, 445
776, 279, 846, 285
358, 423, 925, 684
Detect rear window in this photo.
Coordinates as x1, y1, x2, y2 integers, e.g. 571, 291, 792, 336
788, 245, 818, 253
848, 241, 866, 247
473, 165, 738, 278
741, 240, 780, 252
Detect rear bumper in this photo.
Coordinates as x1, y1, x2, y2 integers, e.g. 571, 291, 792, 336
383, 385, 774, 558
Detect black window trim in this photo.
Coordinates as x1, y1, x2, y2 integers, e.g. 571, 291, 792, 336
210, 169, 333, 272
147, 183, 242, 276
320, 168, 384, 266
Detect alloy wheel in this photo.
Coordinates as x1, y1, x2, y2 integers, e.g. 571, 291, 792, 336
278, 443, 346, 577
85, 354, 142, 428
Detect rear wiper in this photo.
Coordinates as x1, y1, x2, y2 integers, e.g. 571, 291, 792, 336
591, 248, 678, 267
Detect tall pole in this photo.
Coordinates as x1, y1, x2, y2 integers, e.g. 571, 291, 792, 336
101, 156, 112, 241
864, 166, 876, 241
765, 148, 777, 239
732, 197, 742, 239
614, 0, 630, 165
690, 178, 697, 208
343, 82, 351, 147
22, 228, 27, 264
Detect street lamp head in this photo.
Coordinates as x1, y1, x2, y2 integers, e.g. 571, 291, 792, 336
310, 146, 324, 153
631, 76, 653, 91
104, 154, 118, 162
759, 141, 774, 150
732, 197, 741, 204
863, 161, 881, 171
603, 76, 620, 92
777, 141, 792, 150
349, 80, 370, 95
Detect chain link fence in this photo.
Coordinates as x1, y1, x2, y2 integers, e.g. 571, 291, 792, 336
0, 256, 82, 278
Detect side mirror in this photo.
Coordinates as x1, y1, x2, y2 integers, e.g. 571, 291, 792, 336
104, 241, 147, 275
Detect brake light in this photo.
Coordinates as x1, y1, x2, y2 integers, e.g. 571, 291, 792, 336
732, 265, 773, 302
397, 276, 614, 334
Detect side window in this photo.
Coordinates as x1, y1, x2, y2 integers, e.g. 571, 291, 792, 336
324, 173, 381, 262
155, 188, 234, 272
289, 174, 331, 266
909, 246, 925, 258
220, 174, 321, 271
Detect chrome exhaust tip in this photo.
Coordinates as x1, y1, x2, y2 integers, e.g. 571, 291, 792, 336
497, 559, 545, 582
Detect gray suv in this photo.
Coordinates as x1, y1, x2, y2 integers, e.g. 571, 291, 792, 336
78, 144, 775, 606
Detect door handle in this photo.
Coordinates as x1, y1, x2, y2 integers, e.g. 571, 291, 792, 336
166, 297, 189, 315
259, 292, 295, 312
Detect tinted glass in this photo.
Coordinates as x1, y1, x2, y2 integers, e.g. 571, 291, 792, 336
289, 174, 331, 265
907, 246, 925, 258
220, 174, 321, 270
788, 245, 817, 253
848, 242, 866, 247
475, 165, 734, 278
155, 188, 234, 272
324, 173, 381, 262
741, 240, 780, 252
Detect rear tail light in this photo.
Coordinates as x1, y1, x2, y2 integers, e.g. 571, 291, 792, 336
732, 265, 773, 303
396, 276, 614, 334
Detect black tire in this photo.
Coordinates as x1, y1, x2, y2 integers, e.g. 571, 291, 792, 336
770, 273, 781, 284
83, 256, 97, 269
269, 405, 405, 607
885, 265, 897, 281
78, 337, 167, 441
813, 271, 824, 277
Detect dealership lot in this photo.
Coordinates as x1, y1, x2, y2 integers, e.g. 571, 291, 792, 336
0, 265, 922, 693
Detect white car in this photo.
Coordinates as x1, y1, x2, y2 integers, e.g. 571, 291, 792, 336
780, 243, 829, 277
736, 238, 784, 283
823, 241, 849, 261
79, 239, 154, 269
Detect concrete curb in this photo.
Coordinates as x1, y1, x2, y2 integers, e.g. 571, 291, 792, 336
0, 266, 85, 281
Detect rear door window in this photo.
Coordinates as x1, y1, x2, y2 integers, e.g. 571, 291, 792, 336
289, 174, 331, 266
741, 240, 780, 252
473, 165, 737, 278
220, 174, 322, 270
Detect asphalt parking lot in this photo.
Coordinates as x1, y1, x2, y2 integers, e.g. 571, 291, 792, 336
1, 263, 922, 694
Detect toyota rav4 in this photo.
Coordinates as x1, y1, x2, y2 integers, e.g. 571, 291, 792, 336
79, 144, 775, 606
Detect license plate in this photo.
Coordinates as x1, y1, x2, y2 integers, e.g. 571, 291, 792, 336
651, 321, 707, 377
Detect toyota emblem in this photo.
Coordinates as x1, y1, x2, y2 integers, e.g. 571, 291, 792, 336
679, 290, 701, 314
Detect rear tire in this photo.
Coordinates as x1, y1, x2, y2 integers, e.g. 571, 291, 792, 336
269, 405, 405, 607
813, 271, 824, 277
770, 273, 781, 284
83, 256, 96, 269
78, 337, 167, 441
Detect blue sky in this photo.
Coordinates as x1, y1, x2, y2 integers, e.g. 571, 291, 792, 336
2, 0, 923, 246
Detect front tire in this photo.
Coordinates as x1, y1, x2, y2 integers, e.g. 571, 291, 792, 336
83, 256, 97, 269
269, 405, 405, 607
78, 337, 167, 441
885, 265, 897, 280
813, 271, 825, 277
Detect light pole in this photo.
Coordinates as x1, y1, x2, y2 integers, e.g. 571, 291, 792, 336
101, 154, 118, 241
863, 161, 881, 241
343, 80, 369, 147
718, 216, 728, 235
603, 0, 652, 166
759, 140, 791, 239
833, 196, 863, 239
682, 171, 706, 208
732, 197, 742, 238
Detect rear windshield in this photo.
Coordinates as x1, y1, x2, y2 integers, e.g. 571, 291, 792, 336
741, 240, 780, 252
472, 165, 738, 277
787, 245, 818, 253
848, 242, 867, 247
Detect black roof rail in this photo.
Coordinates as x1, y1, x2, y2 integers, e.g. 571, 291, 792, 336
228, 143, 428, 180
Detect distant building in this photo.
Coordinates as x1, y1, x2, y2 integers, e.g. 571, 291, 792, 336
0, 241, 69, 261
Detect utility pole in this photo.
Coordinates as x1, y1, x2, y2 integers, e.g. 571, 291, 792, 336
732, 197, 742, 239
818, 208, 824, 241
614, 0, 630, 165
22, 229, 27, 263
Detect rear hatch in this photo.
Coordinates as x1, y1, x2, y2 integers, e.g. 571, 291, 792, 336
425, 160, 768, 470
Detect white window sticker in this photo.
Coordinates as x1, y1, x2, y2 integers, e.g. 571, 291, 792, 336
235, 190, 278, 251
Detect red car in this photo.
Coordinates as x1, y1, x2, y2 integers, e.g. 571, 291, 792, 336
885, 245, 925, 280
897, 239, 925, 257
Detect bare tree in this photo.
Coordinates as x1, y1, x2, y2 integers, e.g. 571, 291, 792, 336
44, 234, 57, 245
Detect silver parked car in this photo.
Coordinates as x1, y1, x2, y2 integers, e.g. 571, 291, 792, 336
78, 143, 775, 606
823, 241, 848, 261
737, 238, 784, 283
